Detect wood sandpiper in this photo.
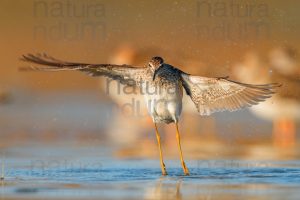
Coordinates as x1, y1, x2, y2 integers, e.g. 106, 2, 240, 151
20, 53, 280, 176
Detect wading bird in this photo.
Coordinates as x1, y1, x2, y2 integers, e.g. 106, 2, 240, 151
20, 53, 280, 175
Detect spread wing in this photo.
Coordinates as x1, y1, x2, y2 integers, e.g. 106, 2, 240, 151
20, 53, 146, 86
181, 73, 281, 116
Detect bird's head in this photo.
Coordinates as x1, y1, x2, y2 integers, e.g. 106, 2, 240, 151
149, 56, 164, 81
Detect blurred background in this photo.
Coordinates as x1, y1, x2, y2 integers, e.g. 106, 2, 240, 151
0, 0, 300, 161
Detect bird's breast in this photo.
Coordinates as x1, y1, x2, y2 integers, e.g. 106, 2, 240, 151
141, 80, 183, 123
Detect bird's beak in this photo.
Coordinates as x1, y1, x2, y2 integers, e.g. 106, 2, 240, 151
152, 65, 162, 81
152, 69, 158, 81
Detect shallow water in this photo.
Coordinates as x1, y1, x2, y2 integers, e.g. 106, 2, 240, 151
1, 145, 300, 200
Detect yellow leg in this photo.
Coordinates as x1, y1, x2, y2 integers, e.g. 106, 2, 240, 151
154, 123, 167, 175
175, 123, 190, 175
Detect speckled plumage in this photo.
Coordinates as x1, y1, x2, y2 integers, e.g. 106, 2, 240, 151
20, 53, 280, 123
20, 53, 281, 176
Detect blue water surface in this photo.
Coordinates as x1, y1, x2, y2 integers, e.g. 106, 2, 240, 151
1, 145, 300, 200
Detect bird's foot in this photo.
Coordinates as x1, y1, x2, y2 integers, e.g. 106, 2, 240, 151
182, 162, 190, 176
161, 162, 168, 176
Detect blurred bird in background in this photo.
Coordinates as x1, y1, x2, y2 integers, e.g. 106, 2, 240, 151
233, 47, 300, 148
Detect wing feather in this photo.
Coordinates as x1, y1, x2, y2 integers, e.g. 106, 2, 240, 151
181, 73, 281, 116
20, 53, 146, 86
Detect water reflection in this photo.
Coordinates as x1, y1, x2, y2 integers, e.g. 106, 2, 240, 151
144, 177, 182, 200
1, 144, 300, 200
